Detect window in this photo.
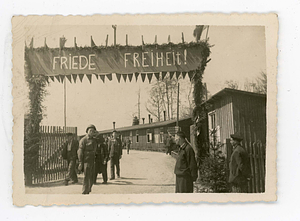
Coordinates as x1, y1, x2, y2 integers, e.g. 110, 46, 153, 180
160, 128, 164, 143
208, 111, 220, 144
136, 130, 139, 143
154, 128, 160, 144
147, 130, 152, 143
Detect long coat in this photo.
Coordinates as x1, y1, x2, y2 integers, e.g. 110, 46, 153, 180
95, 142, 109, 174
174, 142, 198, 193
229, 145, 250, 184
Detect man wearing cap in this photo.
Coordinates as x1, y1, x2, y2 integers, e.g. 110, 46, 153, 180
229, 134, 251, 193
108, 130, 122, 180
63, 133, 79, 186
174, 131, 198, 193
78, 124, 98, 194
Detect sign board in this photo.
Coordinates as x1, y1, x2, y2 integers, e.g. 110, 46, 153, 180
26, 43, 209, 77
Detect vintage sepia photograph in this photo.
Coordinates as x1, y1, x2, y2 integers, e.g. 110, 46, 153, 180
12, 14, 278, 205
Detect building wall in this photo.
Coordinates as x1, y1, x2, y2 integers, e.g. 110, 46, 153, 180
99, 118, 193, 152
207, 92, 266, 151
231, 93, 267, 147
121, 124, 175, 151
208, 93, 266, 148
209, 95, 235, 144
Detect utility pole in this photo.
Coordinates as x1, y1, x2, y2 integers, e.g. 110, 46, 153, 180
112, 25, 117, 47
64, 74, 66, 129
59, 36, 67, 131
166, 82, 170, 120
171, 90, 173, 119
137, 87, 141, 120
205, 26, 210, 40
176, 83, 180, 126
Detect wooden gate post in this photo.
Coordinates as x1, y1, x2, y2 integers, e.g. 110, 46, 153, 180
190, 125, 201, 182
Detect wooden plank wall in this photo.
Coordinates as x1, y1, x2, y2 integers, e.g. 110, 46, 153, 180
232, 93, 267, 147
213, 96, 235, 151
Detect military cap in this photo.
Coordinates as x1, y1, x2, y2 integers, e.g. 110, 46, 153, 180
176, 131, 186, 139
230, 133, 243, 141
86, 124, 96, 133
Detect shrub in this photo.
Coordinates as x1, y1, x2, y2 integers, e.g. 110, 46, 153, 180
198, 130, 229, 193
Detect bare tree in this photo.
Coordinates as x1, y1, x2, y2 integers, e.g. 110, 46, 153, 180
225, 72, 267, 94
225, 80, 239, 89
253, 71, 267, 94
145, 74, 180, 121
146, 81, 163, 121
243, 72, 267, 94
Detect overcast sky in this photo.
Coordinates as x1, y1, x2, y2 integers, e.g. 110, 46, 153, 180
24, 25, 266, 135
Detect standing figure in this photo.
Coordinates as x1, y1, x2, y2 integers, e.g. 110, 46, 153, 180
108, 130, 122, 180
165, 132, 173, 155
94, 134, 109, 184
78, 124, 98, 194
229, 134, 251, 193
174, 131, 198, 193
126, 137, 131, 154
63, 133, 79, 186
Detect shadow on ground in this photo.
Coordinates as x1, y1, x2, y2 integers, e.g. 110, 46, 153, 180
26, 177, 83, 188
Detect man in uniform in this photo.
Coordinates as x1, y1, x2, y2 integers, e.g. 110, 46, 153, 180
174, 131, 198, 193
108, 130, 122, 180
63, 133, 79, 185
228, 133, 251, 193
94, 134, 109, 184
125, 137, 131, 154
78, 124, 98, 194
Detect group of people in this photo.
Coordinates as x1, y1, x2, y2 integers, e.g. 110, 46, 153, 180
62, 124, 124, 194
173, 131, 251, 193
62, 124, 250, 194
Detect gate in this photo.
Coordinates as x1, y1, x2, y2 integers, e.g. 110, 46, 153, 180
29, 126, 77, 185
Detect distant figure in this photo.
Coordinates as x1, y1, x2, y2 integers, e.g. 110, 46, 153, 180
165, 132, 174, 155
94, 134, 109, 184
108, 130, 122, 180
62, 133, 79, 186
174, 131, 198, 193
78, 124, 97, 194
229, 134, 251, 193
126, 137, 131, 154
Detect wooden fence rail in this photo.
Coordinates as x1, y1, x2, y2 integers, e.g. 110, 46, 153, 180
226, 139, 266, 193
29, 126, 77, 185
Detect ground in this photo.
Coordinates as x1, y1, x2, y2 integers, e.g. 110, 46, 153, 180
26, 150, 177, 194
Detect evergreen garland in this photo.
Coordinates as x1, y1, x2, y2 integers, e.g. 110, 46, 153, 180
24, 47, 48, 185
192, 41, 212, 167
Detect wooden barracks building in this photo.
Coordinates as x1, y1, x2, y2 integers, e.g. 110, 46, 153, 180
97, 88, 266, 152
197, 88, 267, 147
97, 115, 192, 152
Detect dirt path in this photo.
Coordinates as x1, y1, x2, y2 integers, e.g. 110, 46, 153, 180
26, 150, 176, 194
